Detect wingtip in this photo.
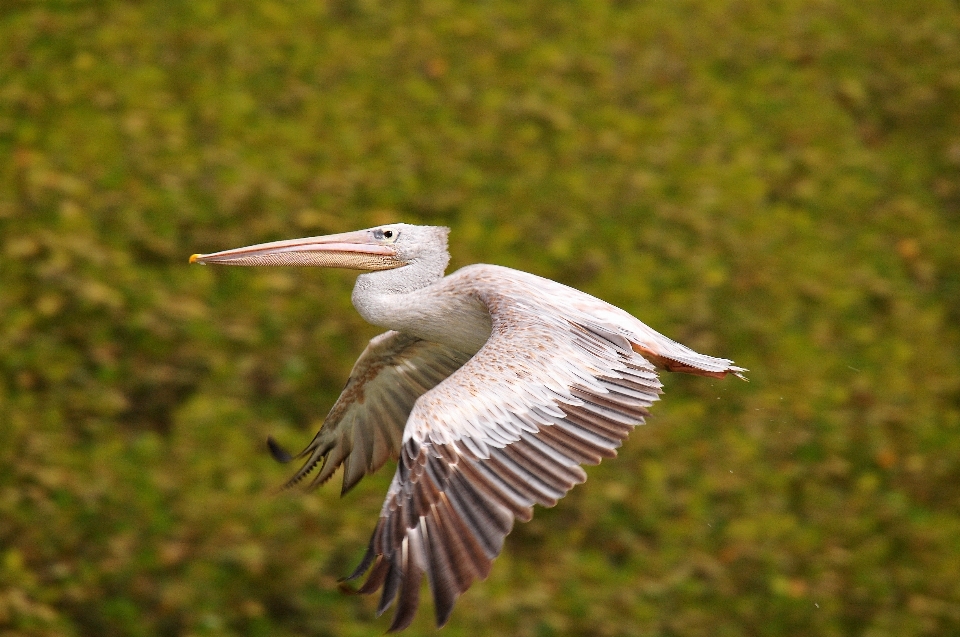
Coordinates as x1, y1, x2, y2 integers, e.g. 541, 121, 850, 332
267, 436, 294, 463
435, 600, 456, 629
730, 366, 749, 382
387, 607, 417, 633
337, 580, 361, 595
343, 545, 377, 582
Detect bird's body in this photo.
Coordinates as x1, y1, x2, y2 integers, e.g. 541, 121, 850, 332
191, 224, 745, 631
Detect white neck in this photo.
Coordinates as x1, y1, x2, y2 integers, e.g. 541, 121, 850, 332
351, 261, 491, 355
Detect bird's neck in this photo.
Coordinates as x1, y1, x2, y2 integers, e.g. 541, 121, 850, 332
353, 249, 449, 295
352, 252, 448, 327
352, 261, 491, 355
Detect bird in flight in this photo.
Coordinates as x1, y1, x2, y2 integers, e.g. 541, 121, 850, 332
191, 224, 745, 631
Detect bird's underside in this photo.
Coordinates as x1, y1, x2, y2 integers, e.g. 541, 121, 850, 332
272, 264, 746, 631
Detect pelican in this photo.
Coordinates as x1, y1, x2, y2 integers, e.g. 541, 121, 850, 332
191, 224, 745, 631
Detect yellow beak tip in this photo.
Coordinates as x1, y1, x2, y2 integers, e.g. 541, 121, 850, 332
189, 254, 201, 264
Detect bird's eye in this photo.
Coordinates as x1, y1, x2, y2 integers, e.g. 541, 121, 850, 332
374, 228, 398, 243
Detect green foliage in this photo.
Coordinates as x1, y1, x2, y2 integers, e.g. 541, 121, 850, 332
3, 0, 960, 635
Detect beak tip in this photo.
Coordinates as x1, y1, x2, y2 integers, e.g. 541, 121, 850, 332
189, 253, 201, 264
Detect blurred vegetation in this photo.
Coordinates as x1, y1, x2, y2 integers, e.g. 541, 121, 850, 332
2, 0, 960, 635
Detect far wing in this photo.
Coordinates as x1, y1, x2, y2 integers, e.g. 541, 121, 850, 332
344, 294, 668, 631
277, 331, 473, 494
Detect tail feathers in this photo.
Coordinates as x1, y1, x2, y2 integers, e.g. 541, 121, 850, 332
631, 342, 748, 381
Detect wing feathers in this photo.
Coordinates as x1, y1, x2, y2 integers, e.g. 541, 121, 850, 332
443, 469, 512, 557
278, 331, 471, 494
501, 436, 587, 486
535, 421, 609, 465
355, 554, 388, 594
558, 403, 636, 441
387, 535, 424, 631
377, 556, 402, 616
350, 362, 658, 629
486, 449, 565, 505
459, 458, 533, 522
435, 492, 494, 579
422, 516, 459, 626
334, 266, 744, 629
516, 429, 582, 468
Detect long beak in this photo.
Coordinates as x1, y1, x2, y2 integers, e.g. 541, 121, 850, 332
189, 230, 405, 271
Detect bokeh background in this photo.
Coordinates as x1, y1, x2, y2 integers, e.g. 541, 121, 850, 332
3, 1, 960, 635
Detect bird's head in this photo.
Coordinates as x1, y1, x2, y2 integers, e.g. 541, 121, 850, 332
189, 223, 450, 272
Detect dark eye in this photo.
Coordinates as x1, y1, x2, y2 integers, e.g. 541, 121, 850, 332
373, 227, 398, 242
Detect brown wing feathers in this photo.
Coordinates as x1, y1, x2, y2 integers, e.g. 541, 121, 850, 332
344, 325, 664, 631
270, 332, 471, 494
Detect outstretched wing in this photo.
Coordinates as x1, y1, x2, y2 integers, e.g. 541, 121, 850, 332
344, 288, 720, 631
277, 331, 473, 494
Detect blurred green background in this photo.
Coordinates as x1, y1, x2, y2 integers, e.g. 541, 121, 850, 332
3, 1, 960, 635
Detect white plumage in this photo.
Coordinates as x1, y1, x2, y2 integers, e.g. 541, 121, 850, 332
191, 223, 745, 631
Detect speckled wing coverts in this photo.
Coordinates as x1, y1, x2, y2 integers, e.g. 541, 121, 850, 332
338, 265, 744, 631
